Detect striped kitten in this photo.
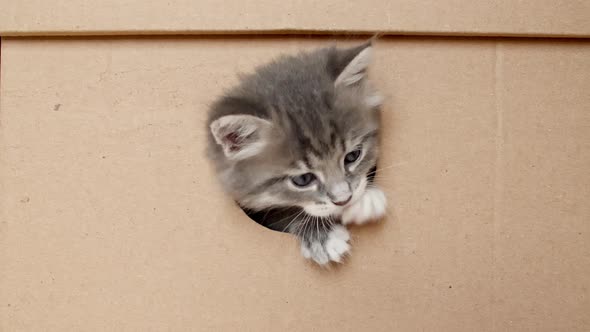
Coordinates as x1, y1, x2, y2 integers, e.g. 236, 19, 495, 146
207, 41, 386, 265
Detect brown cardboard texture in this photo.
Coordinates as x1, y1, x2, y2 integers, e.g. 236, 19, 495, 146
1, 0, 590, 37
1, 37, 590, 331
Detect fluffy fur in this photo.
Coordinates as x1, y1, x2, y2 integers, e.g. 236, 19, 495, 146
206, 41, 387, 265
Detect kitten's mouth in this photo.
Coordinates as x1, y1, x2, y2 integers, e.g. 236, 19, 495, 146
303, 204, 340, 218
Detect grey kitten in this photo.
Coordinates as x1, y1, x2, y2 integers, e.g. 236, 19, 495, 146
206, 41, 387, 265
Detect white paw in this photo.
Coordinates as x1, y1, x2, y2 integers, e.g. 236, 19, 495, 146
341, 187, 387, 225
300, 225, 351, 265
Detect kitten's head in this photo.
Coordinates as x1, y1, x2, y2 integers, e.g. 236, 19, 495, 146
207, 42, 382, 218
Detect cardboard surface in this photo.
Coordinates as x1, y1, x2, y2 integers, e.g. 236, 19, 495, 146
1, 37, 590, 331
1, 0, 590, 37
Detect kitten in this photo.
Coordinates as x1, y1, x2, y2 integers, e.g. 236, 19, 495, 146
206, 41, 387, 265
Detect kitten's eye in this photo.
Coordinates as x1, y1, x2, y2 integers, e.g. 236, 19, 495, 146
291, 173, 316, 187
344, 148, 362, 164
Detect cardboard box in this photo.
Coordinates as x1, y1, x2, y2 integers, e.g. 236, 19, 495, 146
1, 3, 589, 331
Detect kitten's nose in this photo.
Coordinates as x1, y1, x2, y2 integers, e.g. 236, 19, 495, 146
332, 196, 352, 206
328, 182, 352, 206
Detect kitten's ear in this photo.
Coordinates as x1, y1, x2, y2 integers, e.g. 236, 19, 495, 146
210, 115, 273, 160
330, 41, 373, 88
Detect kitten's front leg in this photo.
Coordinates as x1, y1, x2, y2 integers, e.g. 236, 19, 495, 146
341, 187, 387, 225
297, 224, 351, 265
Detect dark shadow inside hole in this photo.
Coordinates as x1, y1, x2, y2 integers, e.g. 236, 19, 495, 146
242, 206, 303, 233
240, 165, 378, 233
